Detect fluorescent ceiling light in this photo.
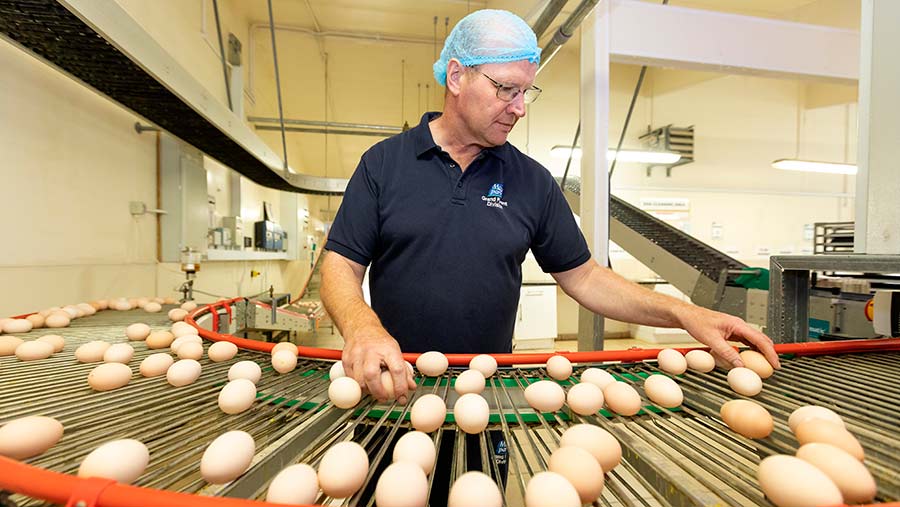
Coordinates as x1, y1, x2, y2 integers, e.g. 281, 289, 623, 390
772, 159, 857, 175
550, 145, 681, 164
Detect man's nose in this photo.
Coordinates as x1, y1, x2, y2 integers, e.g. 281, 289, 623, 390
508, 92, 526, 118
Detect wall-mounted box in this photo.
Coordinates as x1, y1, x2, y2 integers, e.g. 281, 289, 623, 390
159, 134, 208, 262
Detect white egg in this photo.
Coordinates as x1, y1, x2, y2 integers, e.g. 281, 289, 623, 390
271, 342, 299, 355
167, 359, 202, 387
88, 363, 132, 391
200, 431, 255, 484
580, 367, 615, 389
525, 471, 581, 507
469, 354, 498, 377
44, 313, 70, 328
176, 341, 203, 361
685, 349, 715, 372
603, 382, 643, 416
78, 439, 149, 484
171, 322, 196, 337
453, 393, 489, 434
36, 334, 65, 352
448, 471, 503, 507
410, 394, 446, 433
125, 323, 151, 341
168, 309, 188, 322
2, 319, 33, 334
657, 348, 687, 375
566, 382, 604, 415
218, 379, 257, 414
272, 350, 298, 374
15, 340, 54, 361
140, 353, 174, 377
143, 302, 162, 313
524, 380, 565, 413
103, 343, 135, 364
207, 341, 238, 362
170, 334, 202, 353
75, 341, 110, 363
180, 301, 198, 311
228, 361, 262, 384
266, 464, 319, 504
393, 431, 435, 475
559, 424, 622, 472
375, 461, 428, 507
330, 360, 346, 379
318, 441, 369, 498
0, 416, 63, 459
727, 367, 763, 396
643, 374, 683, 408
416, 351, 449, 376
454, 369, 486, 395
329, 377, 362, 409
546, 355, 573, 380
549, 446, 605, 504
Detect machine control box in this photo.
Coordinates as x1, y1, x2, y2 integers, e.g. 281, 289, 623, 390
254, 220, 285, 251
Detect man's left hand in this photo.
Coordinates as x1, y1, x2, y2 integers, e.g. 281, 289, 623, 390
677, 306, 781, 370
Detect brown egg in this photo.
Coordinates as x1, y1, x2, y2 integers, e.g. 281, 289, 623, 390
559, 424, 622, 472
36, 334, 65, 353
146, 331, 175, 349
15, 341, 55, 361
88, 363, 132, 391
758, 455, 842, 507
656, 349, 687, 375
720, 399, 773, 438
684, 349, 715, 372
410, 394, 446, 433
795, 419, 864, 460
788, 405, 844, 433
271, 341, 299, 356
0, 336, 24, 356
168, 309, 188, 322
0, 416, 64, 459
603, 381, 642, 416
796, 443, 876, 503
739, 350, 774, 379
524, 380, 566, 413
548, 446, 605, 504
25, 314, 45, 329
546, 355, 573, 381
44, 313, 71, 328
75, 341, 111, 363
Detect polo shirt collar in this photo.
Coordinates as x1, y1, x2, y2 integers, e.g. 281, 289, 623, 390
412, 111, 508, 162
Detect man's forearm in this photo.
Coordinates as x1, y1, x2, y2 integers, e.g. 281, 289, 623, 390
320, 252, 384, 341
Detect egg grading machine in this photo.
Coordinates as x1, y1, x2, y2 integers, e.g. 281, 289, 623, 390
1, 301, 899, 507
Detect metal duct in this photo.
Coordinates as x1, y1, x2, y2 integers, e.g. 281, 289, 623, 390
538, 0, 601, 73
531, 0, 569, 40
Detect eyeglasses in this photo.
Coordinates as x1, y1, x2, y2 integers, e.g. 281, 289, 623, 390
479, 72, 542, 104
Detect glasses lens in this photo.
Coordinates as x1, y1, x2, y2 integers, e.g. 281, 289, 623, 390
524, 88, 541, 104
497, 86, 519, 102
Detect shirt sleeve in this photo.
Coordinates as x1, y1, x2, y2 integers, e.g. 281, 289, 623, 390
324, 155, 379, 266
530, 181, 592, 273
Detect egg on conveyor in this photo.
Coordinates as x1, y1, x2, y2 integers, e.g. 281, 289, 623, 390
265, 463, 319, 505
271, 341, 299, 355
656, 348, 687, 375
454, 369, 486, 395
453, 393, 490, 434
469, 354, 498, 378
548, 445, 605, 504
228, 361, 262, 384
26, 314, 44, 329
317, 441, 369, 498
180, 301, 198, 311
218, 378, 257, 414
329, 360, 346, 380
77, 439, 149, 484
176, 341, 204, 361
602, 381, 642, 416
146, 331, 175, 349
378, 370, 400, 400
171, 321, 195, 337
88, 363, 132, 391
44, 313, 71, 328
375, 461, 428, 507
796, 443, 877, 503
393, 430, 436, 475
719, 399, 773, 439
727, 367, 763, 396
757, 455, 842, 507
524, 380, 565, 413
329, 377, 362, 409
200, 430, 255, 484
125, 323, 151, 341
135, 297, 149, 309
580, 367, 615, 389
0, 336, 25, 356
0, 416, 64, 459
416, 351, 448, 377
739, 350, 774, 379
794, 419, 864, 460
788, 405, 844, 433
168, 308, 188, 322
410, 394, 446, 433
559, 424, 622, 472
103, 343, 135, 364
643, 374, 683, 408
139, 353, 174, 377
525, 471, 581, 507
2, 319, 33, 334
166, 359, 202, 387
546, 355, 573, 381
271, 350, 298, 374
448, 471, 503, 507
170, 334, 202, 353
684, 349, 715, 372
36, 334, 65, 352
15, 340, 55, 361
565, 382, 604, 416
75, 341, 111, 363
207, 341, 238, 362
144, 302, 162, 313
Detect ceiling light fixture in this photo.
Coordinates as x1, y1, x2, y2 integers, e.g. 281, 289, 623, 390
550, 146, 681, 165
771, 159, 858, 175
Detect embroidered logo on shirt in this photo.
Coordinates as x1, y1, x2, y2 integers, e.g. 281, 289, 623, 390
483, 183, 508, 209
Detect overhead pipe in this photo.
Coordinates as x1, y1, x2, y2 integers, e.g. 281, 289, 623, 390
248, 116, 402, 133
537, 0, 601, 74
531, 0, 570, 40
255, 125, 394, 138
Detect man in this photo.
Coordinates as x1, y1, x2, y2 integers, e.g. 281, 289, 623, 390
321, 9, 780, 405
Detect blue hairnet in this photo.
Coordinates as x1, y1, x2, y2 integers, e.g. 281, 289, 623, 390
434, 9, 541, 86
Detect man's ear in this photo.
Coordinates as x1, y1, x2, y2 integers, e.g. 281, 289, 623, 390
445, 58, 467, 96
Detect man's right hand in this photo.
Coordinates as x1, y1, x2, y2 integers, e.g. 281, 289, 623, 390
342, 324, 416, 404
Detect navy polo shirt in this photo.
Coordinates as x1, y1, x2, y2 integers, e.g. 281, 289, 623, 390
325, 112, 591, 353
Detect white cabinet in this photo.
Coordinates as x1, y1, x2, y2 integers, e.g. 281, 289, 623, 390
513, 284, 558, 350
